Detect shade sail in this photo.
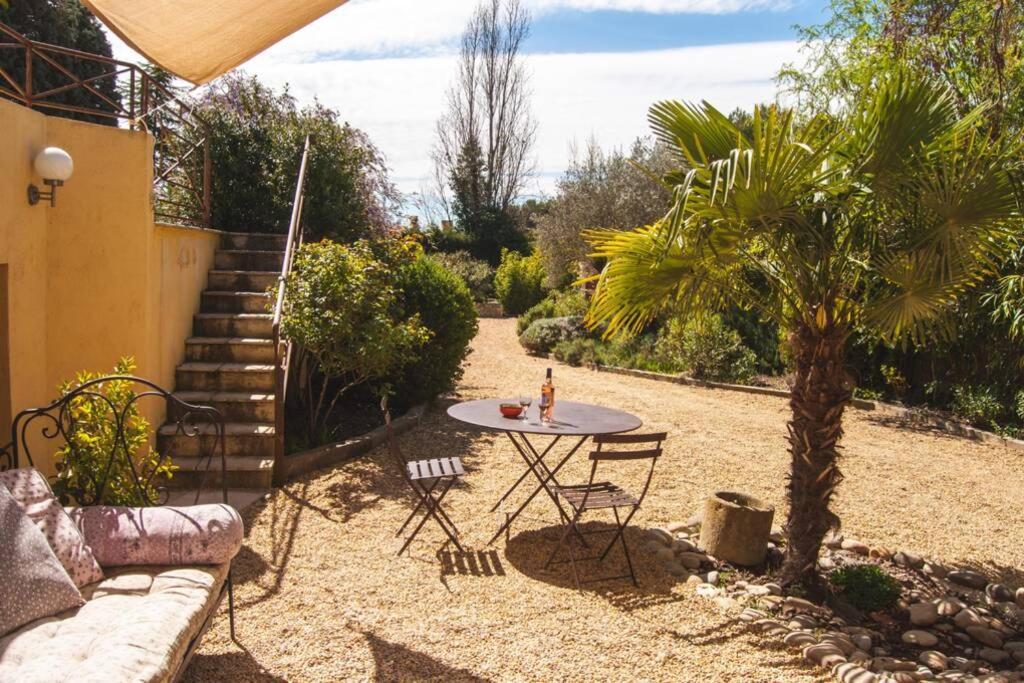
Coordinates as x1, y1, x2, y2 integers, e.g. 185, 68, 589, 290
81, 0, 349, 85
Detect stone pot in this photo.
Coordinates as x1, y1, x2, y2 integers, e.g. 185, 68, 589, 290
700, 491, 775, 566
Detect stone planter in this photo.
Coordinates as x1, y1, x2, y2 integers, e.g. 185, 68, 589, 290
700, 491, 775, 566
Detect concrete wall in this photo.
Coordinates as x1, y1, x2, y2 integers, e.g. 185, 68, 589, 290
0, 98, 220, 474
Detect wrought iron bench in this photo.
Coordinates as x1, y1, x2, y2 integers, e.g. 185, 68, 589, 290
0, 376, 239, 683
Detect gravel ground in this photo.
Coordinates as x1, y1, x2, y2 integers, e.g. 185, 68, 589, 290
186, 318, 1024, 682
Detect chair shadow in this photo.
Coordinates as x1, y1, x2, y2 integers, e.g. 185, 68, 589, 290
438, 548, 507, 578
503, 521, 687, 611
358, 626, 492, 682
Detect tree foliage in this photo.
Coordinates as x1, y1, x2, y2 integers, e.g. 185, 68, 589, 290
494, 248, 546, 315
534, 138, 674, 287
0, 0, 121, 125
199, 74, 399, 240
585, 72, 1022, 585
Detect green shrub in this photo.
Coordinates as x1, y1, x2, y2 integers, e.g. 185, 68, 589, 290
829, 564, 901, 612
200, 74, 398, 240
52, 358, 175, 506
951, 384, 1005, 428
519, 317, 583, 355
391, 256, 479, 404
281, 238, 430, 441
429, 251, 494, 302
552, 338, 598, 367
657, 314, 757, 383
494, 249, 546, 315
517, 289, 589, 335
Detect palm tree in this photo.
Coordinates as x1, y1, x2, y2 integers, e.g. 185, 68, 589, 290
584, 73, 1022, 587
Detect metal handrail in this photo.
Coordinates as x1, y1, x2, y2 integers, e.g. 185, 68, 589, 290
271, 136, 311, 485
0, 21, 211, 227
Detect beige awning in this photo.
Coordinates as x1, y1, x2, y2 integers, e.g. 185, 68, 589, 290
81, 0, 349, 85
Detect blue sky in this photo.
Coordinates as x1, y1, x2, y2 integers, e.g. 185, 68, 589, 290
107, 0, 831, 208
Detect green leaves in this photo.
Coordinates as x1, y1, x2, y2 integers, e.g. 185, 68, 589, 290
586, 71, 1022, 348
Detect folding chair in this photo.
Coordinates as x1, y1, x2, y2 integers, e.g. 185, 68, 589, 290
382, 399, 465, 555
543, 432, 666, 587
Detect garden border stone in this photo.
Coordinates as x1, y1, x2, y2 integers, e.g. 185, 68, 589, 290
582, 363, 1024, 453
279, 403, 428, 481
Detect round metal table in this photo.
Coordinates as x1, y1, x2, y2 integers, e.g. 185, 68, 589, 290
447, 398, 642, 544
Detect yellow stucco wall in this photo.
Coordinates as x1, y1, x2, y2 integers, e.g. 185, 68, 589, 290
0, 99, 221, 474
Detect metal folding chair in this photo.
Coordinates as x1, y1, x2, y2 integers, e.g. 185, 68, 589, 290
543, 432, 666, 587
382, 400, 465, 555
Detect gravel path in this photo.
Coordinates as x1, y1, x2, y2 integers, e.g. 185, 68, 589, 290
186, 318, 1024, 682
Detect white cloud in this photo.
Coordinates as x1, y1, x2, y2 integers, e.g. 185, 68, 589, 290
244, 41, 800, 197
186, 0, 794, 62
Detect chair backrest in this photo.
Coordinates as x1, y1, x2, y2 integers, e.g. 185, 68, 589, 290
581, 432, 667, 509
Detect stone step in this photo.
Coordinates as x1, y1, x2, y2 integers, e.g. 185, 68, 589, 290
193, 313, 273, 338
207, 270, 279, 292
220, 232, 289, 252
161, 453, 274, 490
175, 362, 275, 392
201, 290, 272, 314
172, 390, 275, 422
184, 337, 276, 363
215, 249, 285, 272
158, 421, 275, 456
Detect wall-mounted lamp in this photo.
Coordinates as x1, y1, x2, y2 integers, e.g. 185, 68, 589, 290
27, 147, 74, 207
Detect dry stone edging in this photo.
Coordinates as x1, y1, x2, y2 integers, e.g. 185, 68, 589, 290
642, 521, 1024, 683
578, 363, 1024, 453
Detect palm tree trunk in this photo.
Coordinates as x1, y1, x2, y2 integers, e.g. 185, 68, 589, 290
780, 322, 852, 588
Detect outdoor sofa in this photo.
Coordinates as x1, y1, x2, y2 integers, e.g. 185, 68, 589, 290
0, 377, 241, 683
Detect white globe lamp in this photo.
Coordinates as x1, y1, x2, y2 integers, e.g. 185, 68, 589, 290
28, 147, 74, 207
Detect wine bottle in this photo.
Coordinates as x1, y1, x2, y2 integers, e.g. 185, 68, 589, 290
540, 367, 555, 422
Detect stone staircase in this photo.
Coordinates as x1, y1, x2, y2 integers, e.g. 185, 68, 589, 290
159, 231, 286, 494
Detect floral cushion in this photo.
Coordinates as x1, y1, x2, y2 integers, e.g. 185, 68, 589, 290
68, 504, 243, 567
0, 481, 84, 637
0, 469, 103, 587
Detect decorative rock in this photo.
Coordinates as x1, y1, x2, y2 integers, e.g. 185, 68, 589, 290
902, 630, 939, 647
784, 631, 818, 648
784, 596, 819, 613
665, 521, 689, 533
818, 556, 837, 570
966, 626, 1004, 649
685, 512, 702, 528
769, 527, 785, 543
654, 547, 675, 563
705, 571, 719, 586
869, 547, 893, 561
841, 538, 870, 555
920, 650, 949, 671
910, 602, 941, 627
695, 583, 719, 598
789, 614, 819, 629
825, 533, 844, 550
647, 528, 674, 545
979, 648, 1009, 665
852, 634, 872, 651
923, 562, 950, 579
833, 662, 878, 683
1004, 642, 1024, 652
954, 609, 986, 629
664, 561, 690, 577
738, 608, 766, 622
821, 633, 857, 656
746, 584, 772, 596
947, 656, 972, 671
713, 596, 738, 611
677, 552, 704, 570
894, 550, 925, 569
1016, 588, 1024, 610
804, 642, 847, 668
685, 574, 703, 586
849, 650, 871, 664
763, 582, 783, 596
672, 538, 697, 553
986, 584, 1015, 603
948, 570, 988, 590
873, 657, 918, 672
937, 598, 966, 616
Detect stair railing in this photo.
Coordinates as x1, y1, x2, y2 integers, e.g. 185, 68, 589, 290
0, 21, 211, 227
271, 136, 311, 486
